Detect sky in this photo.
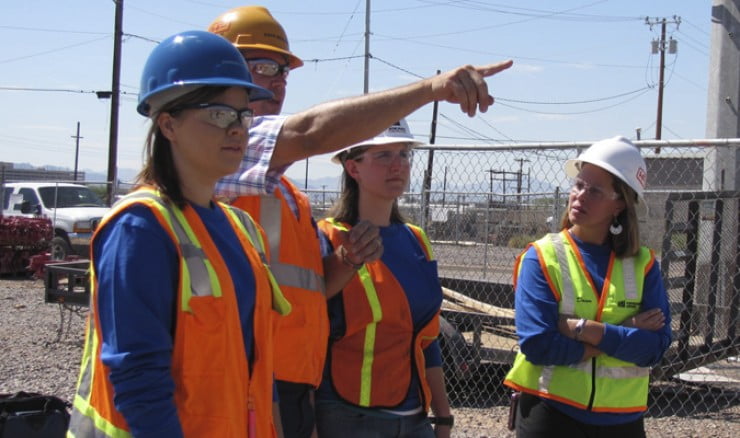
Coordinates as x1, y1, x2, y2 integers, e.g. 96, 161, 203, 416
0, 0, 714, 185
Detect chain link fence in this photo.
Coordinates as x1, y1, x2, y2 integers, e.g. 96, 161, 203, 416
310, 139, 740, 436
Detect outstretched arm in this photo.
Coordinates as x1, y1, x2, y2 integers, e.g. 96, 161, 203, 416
271, 61, 513, 169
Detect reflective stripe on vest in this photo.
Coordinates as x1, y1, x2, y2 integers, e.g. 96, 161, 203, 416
505, 230, 653, 413
230, 176, 327, 386
257, 188, 324, 294
224, 205, 291, 315
325, 219, 383, 406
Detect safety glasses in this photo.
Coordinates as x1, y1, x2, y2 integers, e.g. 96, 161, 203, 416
570, 177, 620, 202
354, 147, 413, 166
245, 58, 290, 78
170, 103, 254, 129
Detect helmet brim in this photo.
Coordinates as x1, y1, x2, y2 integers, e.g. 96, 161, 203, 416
331, 139, 424, 164
137, 78, 273, 116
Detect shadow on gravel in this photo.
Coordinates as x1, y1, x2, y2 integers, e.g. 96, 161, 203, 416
647, 379, 740, 420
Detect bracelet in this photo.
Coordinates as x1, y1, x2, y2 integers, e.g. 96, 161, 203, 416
574, 318, 587, 341
339, 245, 363, 270
430, 415, 454, 427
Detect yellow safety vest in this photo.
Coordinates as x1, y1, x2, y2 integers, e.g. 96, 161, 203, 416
505, 230, 653, 413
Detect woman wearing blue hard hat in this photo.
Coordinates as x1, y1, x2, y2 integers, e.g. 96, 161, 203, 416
68, 30, 290, 438
504, 136, 671, 437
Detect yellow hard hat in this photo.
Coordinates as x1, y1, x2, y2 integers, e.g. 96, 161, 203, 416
208, 6, 303, 69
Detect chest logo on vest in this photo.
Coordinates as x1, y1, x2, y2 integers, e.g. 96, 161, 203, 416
616, 300, 640, 309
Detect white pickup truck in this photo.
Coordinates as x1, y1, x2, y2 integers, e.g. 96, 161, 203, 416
1, 182, 109, 260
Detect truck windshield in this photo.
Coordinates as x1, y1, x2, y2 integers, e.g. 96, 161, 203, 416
38, 187, 106, 208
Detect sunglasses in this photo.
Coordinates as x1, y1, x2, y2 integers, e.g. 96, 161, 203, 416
170, 103, 254, 129
245, 58, 290, 78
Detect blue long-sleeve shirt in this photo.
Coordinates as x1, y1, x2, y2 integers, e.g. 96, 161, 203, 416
514, 233, 671, 425
93, 202, 259, 437
317, 223, 443, 414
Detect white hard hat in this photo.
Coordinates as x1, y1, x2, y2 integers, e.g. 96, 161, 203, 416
331, 119, 423, 164
565, 136, 647, 201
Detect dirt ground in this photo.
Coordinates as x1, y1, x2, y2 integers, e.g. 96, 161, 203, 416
1, 276, 738, 437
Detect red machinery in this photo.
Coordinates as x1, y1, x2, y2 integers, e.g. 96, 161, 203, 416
0, 216, 53, 275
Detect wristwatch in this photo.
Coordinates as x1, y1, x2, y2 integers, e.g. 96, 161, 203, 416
430, 415, 454, 427
574, 318, 587, 341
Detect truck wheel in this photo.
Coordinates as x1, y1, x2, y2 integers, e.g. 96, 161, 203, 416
50, 237, 72, 261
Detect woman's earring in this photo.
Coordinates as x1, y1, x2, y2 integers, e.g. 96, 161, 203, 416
609, 216, 623, 235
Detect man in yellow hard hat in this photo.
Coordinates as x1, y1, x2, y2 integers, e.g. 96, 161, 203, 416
208, 5, 301, 117
209, 7, 380, 438
209, 7, 513, 438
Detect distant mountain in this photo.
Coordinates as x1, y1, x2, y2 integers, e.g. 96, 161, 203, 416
85, 167, 339, 190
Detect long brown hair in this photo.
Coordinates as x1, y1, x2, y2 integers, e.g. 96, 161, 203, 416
135, 86, 229, 208
326, 146, 407, 225
560, 172, 641, 257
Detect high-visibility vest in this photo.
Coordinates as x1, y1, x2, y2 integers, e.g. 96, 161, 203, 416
231, 176, 328, 387
318, 218, 440, 410
67, 188, 290, 438
504, 230, 653, 413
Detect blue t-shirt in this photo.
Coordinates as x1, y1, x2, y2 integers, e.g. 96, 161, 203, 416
317, 222, 443, 414
514, 232, 672, 425
94, 202, 257, 437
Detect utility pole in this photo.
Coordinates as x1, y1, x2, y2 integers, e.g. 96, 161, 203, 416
363, 0, 371, 94
646, 16, 680, 147
489, 169, 519, 205
422, 70, 441, 229
106, 0, 124, 204
706, 0, 740, 190
71, 122, 83, 181
515, 158, 530, 205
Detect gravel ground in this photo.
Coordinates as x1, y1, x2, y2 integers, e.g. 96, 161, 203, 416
1, 277, 738, 437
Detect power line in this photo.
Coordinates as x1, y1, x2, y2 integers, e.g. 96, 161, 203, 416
0, 86, 137, 96
0, 35, 110, 65
496, 88, 652, 115
497, 87, 651, 105
0, 25, 108, 35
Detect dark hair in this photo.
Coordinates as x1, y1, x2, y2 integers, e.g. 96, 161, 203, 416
559, 170, 641, 257
135, 86, 229, 208
326, 146, 406, 225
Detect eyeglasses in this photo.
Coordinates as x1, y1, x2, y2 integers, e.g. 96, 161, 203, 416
245, 58, 290, 78
170, 103, 254, 129
354, 148, 413, 166
570, 177, 620, 202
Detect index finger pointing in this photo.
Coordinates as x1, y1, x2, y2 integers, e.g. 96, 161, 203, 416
476, 60, 514, 78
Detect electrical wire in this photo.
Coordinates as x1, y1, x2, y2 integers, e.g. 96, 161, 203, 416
0, 35, 110, 65
497, 87, 652, 115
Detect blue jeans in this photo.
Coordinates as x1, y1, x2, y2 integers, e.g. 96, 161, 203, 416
315, 402, 435, 438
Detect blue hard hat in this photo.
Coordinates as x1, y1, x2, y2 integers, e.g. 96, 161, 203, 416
137, 30, 273, 116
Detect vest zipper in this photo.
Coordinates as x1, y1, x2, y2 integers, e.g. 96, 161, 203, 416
587, 357, 596, 410
248, 396, 256, 438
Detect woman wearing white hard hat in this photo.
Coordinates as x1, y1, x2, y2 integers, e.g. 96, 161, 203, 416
504, 136, 671, 437
315, 120, 454, 438
68, 30, 290, 438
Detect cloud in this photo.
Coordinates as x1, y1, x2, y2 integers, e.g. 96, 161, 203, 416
515, 63, 544, 74
535, 113, 574, 121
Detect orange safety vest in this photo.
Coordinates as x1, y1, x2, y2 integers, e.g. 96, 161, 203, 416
318, 218, 440, 411
67, 188, 290, 438
231, 176, 328, 387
